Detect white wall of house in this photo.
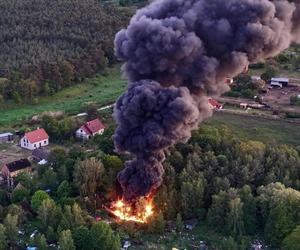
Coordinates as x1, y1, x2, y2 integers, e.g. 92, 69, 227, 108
93, 129, 104, 136
20, 137, 49, 150
75, 128, 104, 140
75, 128, 90, 140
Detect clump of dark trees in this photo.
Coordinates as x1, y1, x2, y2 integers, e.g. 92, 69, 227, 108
0, 0, 130, 104
154, 126, 300, 249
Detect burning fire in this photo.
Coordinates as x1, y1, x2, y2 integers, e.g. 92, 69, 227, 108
109, 197, 154, 223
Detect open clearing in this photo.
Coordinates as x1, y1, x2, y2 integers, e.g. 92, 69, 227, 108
0, 65, 126, 128
204, 111, 300, 146
0, 143, 31, 165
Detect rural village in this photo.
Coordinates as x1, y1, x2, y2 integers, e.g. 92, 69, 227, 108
1, 0, 300, 250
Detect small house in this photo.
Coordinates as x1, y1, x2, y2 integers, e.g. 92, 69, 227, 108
0, 132, 13, 143
76, 118, 105, 141
1, 159, 31, 179
208, 98, 223, 110
20, 128, 49, 150
226, 77, 233, 85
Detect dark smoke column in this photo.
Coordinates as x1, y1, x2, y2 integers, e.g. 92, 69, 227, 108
113, 0, 300, 202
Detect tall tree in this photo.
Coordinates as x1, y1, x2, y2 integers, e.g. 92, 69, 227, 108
31, 190, 50, 211
90, 222, 121, 250
73, 226, 93, 250
59, 229, 75, 250
3, 214, 18, 246
37, 199, 59, 232
74, 158, 104, 201
0, 224, 7, 250
282, 225, 300, 250
35, 234, 48, 250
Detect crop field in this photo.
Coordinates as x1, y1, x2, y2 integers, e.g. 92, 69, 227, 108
0, 66, 126, 128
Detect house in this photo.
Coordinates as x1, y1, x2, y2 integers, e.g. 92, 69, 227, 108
76, 118, 105, 141
0, 132, 14, 143
226, 77, 233, 85
208, 98, 223, 110
1, 159, 31, 184
240, 103, 248, 109
20, 128, 49, 150
32, 148, 50, 161
270, 77, 289, 87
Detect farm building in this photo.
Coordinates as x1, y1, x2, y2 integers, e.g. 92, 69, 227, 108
208, 98, 223, 110
270, 77, 289, 88
20, 128, 49, 150
76, 118, 105, 141
0, 132, 13, 143
1, 158, 31, 181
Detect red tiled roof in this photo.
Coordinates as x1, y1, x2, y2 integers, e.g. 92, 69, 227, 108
81, 118, 105, 135
208, 98, 222, 109
25, 128, 49, 143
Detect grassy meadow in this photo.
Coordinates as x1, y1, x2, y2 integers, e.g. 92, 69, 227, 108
204, 112, 300, 146
0, 66, 126, 128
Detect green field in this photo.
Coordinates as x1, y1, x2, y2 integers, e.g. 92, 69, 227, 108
2, 65, 300, 147
204, 112, 300, 146
0, 66, 126, 127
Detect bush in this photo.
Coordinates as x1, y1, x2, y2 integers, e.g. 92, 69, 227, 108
285, 112, 300, 119
290, 95, 300, 106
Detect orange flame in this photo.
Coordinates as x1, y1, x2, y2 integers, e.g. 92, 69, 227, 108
109, 197, 154, 223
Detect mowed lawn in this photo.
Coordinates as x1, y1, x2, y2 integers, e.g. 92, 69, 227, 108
0, 66, 127, 127
204, 112, 300, 146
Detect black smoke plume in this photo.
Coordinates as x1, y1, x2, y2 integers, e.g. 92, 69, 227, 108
113, 0, 300, 202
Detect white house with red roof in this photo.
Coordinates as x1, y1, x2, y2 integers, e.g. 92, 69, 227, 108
20, 128, 49, 150
76, 118, 105, 141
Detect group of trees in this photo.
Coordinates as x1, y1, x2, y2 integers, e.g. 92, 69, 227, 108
0, 144, 123, 249
2, 119, 300, 248
226, 74, 265, 99
0, 0, 130, 103
151, 126, 300, 248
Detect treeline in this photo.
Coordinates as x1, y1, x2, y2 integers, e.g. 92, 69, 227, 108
152, 126, 300, 249
0, 0, 130, 103
1, 124, 300, 248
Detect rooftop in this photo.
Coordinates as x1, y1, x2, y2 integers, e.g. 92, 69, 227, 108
80, 118, 105, 135
0, 132, 13, 138
24, 128, 49, 143
6, 159, 31, 172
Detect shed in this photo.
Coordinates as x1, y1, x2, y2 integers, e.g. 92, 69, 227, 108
0, 132, 13, 143
270, 77, 289, 87
1, 159, 32, 179
32, 148, 50, 161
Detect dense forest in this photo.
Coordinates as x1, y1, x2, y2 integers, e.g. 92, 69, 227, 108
0, 0, 130, 103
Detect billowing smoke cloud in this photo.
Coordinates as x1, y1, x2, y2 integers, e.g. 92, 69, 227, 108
113, 0, 300, 201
